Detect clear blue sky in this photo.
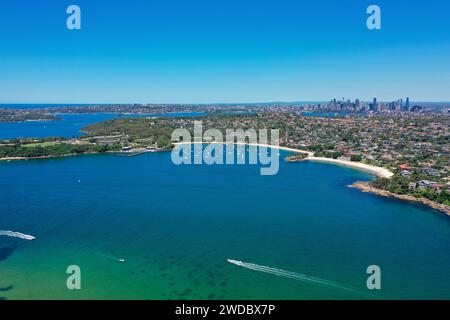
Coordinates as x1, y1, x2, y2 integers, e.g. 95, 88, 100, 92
0, 0, 449, 103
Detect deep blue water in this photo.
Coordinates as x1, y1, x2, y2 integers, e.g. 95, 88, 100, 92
0, 150, 449, 299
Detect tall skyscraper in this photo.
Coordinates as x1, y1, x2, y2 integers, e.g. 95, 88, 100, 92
405, 97, 410, 111
369, 98, 377, 112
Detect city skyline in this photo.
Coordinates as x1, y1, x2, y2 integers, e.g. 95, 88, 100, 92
1, 0, 449, 103
3, 97, 448, 106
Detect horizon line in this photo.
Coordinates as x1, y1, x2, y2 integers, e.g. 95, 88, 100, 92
1, 99, 450, 106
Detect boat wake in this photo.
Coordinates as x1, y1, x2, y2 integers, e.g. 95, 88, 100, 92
0, 230, 36, 241
227, 259, 364, 295
99, 253, 126, 263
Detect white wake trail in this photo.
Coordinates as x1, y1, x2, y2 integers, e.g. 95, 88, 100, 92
0, 230, 35, 240
227, 259, 364, 295
98, 252, 126, 263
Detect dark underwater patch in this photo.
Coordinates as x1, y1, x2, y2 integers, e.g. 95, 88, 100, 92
0, 285, 13, 292
0, 245, 17, 262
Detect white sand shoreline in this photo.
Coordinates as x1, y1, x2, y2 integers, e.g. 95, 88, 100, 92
174, 141, 393, 179
306, 156, 393, 178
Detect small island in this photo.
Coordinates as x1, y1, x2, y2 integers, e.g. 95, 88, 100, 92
285, 153, 308, 162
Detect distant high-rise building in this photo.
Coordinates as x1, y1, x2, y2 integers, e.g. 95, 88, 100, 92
370, 98, 378, 112
398, 98, 403, 111
405, 97, 410, 110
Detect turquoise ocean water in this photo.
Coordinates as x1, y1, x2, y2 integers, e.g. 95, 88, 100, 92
0, 149, 449, 300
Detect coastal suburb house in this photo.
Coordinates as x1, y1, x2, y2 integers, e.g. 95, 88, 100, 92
399, 163, 411, 171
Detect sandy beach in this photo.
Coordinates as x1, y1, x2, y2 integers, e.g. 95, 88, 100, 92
174, 142, 393, 178
306, 156, 393, 179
